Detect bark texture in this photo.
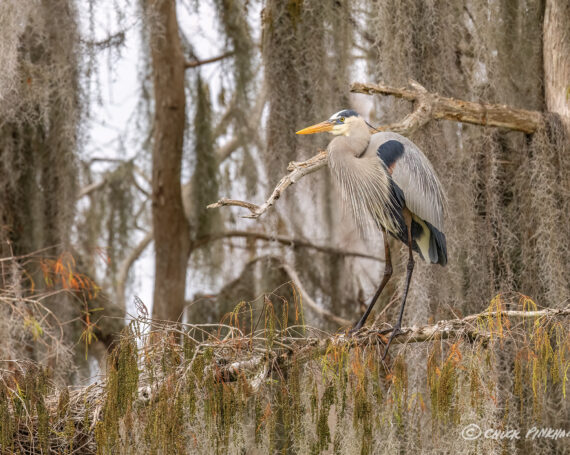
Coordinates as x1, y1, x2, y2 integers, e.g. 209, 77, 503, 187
147, 0, 191, 322
543, 0, 570, 130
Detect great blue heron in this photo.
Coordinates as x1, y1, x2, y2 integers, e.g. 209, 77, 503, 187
296, 109, 447, 358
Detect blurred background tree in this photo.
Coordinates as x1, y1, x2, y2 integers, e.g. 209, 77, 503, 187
0, 0, 568, 453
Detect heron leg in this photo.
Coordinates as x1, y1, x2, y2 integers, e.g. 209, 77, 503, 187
350, 227, 392, 333
382, 221, 414, 360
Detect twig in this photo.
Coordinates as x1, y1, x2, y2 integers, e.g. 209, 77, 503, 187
184, 51, 234, 69
207, 151, 328, 218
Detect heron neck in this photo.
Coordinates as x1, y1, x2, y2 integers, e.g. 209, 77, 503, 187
329, 131, 370, 159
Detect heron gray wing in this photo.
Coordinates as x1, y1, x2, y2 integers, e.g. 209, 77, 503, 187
367, 132, 447, 231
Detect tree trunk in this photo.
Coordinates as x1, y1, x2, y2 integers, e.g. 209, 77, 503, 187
147, 0, 191, 322
543, 0, 570, 131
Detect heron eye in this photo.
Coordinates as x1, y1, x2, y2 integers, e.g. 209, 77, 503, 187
340, 117, 345, 122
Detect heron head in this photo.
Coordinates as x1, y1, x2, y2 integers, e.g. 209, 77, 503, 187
296, 109, 361, 136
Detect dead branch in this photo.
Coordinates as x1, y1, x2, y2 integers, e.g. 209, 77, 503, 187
193, 230, 382, 261
116, 231, 154, 309
184, 51, 233, 69
351, 80, 545, 133
208, 150, 328, 218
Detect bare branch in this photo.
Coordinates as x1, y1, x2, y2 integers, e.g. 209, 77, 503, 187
116, 231, 153, 309
79, 158, 151, 200
194, 229, 381, 261
278, 262, 351, 327
208, 151, 328, 218
77, 178, 108, 199
215, 137, 241, 163
351, 80, 545, 134
184, 51, 233, 69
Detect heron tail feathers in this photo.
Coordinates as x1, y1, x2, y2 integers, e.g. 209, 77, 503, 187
426, 221, 447, 266
411, 216, 447, 266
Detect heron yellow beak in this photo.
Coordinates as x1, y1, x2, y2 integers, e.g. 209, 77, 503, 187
296, 120, 333, 135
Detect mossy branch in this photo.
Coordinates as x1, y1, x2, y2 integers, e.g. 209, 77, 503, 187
2, 304, 568, 453
201, 305, 570, 382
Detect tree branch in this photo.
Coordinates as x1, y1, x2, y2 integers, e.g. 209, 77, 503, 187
77, 178, 108, 199
193, 230, 382, 261
208, 151, 328, 218
184, 51, 233, 69
351, 80, 545, 133
212, 305, 570, 379
116, 231, 154, 310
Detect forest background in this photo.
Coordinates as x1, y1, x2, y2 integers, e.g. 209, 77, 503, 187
0, 0, 569, 453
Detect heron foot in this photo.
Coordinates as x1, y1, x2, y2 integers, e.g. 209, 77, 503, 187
381, 323, 402, 361
347, 325, 361, 337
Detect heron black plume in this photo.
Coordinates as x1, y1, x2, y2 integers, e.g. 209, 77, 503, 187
330, 109, 359, 120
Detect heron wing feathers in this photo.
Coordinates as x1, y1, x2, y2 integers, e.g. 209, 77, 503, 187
369, 133, 446, 231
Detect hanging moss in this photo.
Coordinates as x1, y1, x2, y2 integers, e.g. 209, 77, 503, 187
95, 327, 139, 453
314, 383, 334, 452
0, 0, 81, 381
190, 77, 219, 238
352, 374, 372, 455
0, 385, 14, 452
144, 379, 186, 454
428, 342, 462, 425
